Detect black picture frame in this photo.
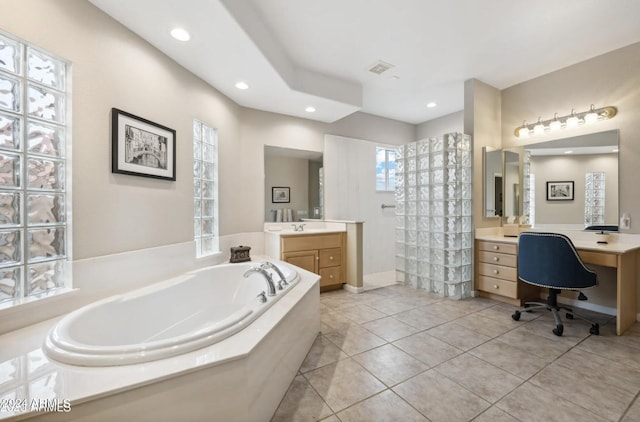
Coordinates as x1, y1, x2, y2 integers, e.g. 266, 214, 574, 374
111, 108, 176, 181
272, 187, 290, 203
546, 181, 574, 201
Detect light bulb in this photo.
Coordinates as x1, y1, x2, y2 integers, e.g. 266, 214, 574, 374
549, 113, 562, 131
566, 109, 580, 127
584, 104, 598, 124
532, 117, 545, 135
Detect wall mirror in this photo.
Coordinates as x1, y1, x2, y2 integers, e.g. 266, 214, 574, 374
503, 150, 520, 220
522, 129, 619, 229
483, 146, 503, 217
264, 146, 323, 222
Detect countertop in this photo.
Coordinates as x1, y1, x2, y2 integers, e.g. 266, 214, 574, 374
475, 231, 640, 254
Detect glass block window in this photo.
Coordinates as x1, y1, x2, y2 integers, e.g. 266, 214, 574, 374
193, 120, 219, 257
0, 32, 70, 305
585, 172, 605, 227
376, 147, 396, 191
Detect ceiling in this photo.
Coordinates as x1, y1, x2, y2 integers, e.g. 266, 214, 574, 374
88, 0, 640, 125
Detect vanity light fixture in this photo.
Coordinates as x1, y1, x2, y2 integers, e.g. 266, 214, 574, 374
305, 106, 316, 113
170, 27, 191, 41
515, 105, 617, 138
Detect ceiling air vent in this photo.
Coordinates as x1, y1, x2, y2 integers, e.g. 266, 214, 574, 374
368, 60, 395, 75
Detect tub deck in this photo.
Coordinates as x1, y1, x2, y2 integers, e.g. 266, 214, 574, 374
0, 265, 320, 421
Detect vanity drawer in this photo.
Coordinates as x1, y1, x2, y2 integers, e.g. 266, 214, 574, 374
478, 251, 517, 267
477, 241, 517, 255
319, 266, 344, 287
478, 262, 517, 281
477, 276, 518, 299
281, 233, 343, 252
319, 248, 342, 268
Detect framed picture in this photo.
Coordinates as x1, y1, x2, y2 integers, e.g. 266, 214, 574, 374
272, 187, 290, 203
546, 181, 574, 201
112, 108, 176, 180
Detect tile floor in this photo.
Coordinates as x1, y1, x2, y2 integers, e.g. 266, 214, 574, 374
271, 283, 640, 421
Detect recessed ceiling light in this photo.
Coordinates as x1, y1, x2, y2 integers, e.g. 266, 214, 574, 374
170, 28, 190, 42
427, 102, 437, 108
305, 106, 316, 113
235, 81, 249, 90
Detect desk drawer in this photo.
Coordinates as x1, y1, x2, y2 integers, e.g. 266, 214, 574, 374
478, 251, 517, 267
578, 250, 617, 268
478, 262, 517, 281
477, 241, 516, 255
477, 276, 518, 299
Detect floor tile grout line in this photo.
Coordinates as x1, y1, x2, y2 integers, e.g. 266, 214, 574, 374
278, 283, 640, 421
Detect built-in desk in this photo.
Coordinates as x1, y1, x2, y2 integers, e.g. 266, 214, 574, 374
475, 230, 640, 335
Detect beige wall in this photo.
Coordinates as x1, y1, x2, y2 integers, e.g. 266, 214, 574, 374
416, 110, 464, 139
502, 41, 640, 233
1, 0, 416, 261
464, 79, 502, 229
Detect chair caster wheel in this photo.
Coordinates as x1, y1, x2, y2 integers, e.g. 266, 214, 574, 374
553, 325, 564, 336
512, 311, 521, 321
566, 313, 574, 320
523, 303, 532, 313
590, 324, 600, 335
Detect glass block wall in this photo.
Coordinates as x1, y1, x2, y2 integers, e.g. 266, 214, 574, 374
395, 133, 472, 299
193, 120, 219, 257
522, 149, 532, 224
0, 32, 69, 304
585, 172, 605, 227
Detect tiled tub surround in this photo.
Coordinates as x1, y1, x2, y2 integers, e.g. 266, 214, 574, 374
0, 262, 320, 421
273, 283, 640, 421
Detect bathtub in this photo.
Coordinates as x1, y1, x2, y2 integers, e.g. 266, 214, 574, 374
44, 261, 300, 366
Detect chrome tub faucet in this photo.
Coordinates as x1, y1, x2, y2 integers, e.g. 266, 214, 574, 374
260, 261, 288, 289
243, 267, 276, 296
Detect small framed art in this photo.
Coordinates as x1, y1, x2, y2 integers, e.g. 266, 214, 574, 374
272, 187, 290, 203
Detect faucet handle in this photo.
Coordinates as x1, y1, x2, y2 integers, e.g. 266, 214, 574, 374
257, 291, 267, 303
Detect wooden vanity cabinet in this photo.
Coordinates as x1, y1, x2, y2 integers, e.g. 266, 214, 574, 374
281, 232, 345, 291
475, 239, 539, 306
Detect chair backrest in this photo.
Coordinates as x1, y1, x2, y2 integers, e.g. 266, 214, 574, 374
517, 232, 597, 290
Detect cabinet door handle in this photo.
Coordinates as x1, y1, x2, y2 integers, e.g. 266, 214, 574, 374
493, 245, 499, 250
493, 256, 499, 262
493, 284, 499, 289
493, 269, 499, 275
316, 257, 319, 261
329, 256, 334, 260
329, 275, 334, 279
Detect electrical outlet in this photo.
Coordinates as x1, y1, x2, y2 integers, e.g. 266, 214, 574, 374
620, 213, 631, 230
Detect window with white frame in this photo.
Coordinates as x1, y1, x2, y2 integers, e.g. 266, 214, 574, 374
0, 31, 70, 305
193, 120, 219, 257
376, 147, 396, 191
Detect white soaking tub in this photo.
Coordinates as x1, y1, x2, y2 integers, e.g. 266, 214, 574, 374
44, 261, 300, 366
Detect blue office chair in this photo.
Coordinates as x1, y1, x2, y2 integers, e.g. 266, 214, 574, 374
512, 232, 600, 336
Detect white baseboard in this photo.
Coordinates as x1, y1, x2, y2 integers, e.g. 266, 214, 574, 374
343, 284, 365, 294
